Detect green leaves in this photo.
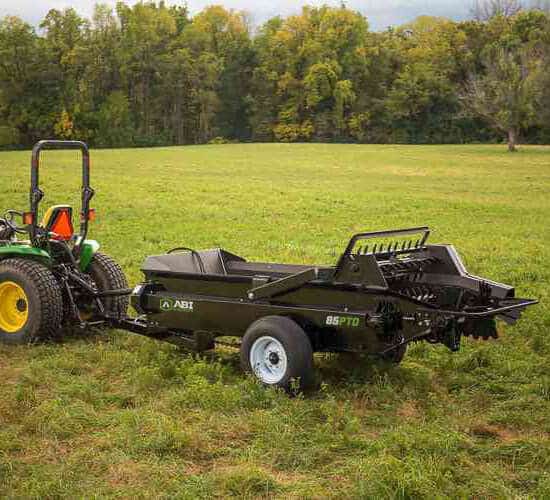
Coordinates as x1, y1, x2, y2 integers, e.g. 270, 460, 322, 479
0, 4, 548, 148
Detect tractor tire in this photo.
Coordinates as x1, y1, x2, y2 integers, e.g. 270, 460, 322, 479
86, 252, 129, 321
0, 219, 13, 240
0, 258, 63, 344
379, 343, 407, 364
241, 316, 315, 392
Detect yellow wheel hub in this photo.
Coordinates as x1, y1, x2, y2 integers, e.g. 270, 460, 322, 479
0, 281, 29, 333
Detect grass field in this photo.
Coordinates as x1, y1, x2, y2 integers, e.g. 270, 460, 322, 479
0, 143, 549, 498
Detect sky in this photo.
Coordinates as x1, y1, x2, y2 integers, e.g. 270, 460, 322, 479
0, 0, 471, 31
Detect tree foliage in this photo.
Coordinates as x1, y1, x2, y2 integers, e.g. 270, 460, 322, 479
0, 2, 548, 150
462, 9, 548, 150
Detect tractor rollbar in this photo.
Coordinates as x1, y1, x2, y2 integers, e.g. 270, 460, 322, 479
30, 140, 93, 252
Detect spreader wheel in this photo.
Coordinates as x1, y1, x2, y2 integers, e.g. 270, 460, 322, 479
85, 252, 129, 321
0, 258, 63, 344
241, 316, 314, 392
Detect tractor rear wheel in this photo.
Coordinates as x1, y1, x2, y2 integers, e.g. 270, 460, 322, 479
0, 258, 63, 344
84, 252, 129, 321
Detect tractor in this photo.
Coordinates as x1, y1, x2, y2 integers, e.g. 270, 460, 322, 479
0, 140, 128, 343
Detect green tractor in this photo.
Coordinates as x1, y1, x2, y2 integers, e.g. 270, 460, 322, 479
0, 140, 128, 344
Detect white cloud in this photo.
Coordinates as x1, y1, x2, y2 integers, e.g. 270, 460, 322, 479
0, 0, 470, 30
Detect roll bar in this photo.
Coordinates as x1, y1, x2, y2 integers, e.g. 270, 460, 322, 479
29, 140, 94, 250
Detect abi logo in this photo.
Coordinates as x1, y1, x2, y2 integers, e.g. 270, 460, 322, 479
160, 298, 194, 312
160, 298, 174, 311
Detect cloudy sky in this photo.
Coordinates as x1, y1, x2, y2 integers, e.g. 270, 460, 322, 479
0, 0, 471, 31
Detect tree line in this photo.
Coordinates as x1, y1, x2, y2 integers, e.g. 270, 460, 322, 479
0, 1, 549, 151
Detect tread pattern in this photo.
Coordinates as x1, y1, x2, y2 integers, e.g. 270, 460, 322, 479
88, 252, 129, 319
0, 258, 63, 340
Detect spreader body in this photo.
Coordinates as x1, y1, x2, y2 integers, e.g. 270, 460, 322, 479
129, 227, 536, 355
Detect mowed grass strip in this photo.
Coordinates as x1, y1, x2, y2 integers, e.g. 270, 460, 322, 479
0, 143, 549, 498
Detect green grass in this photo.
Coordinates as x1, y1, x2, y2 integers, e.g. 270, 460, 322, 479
0, 143, 549, 498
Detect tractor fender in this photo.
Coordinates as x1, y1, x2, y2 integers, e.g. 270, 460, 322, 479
0, 244, 51, 264
79, 240, 100, 271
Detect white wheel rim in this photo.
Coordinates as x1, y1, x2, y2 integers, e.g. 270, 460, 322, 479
249, 336, 288, 384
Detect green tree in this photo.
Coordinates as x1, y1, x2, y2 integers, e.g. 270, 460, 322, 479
117, 1, 177, 144
0, 2, 548, 148
464, 46, 542, 151
186, 6, 254, 140
462, 11, 547, 150
381, 17, 471, 143
0, 17, 41, 144
251, 5, 369, 142
97, 91, 133, 147
40, 8, 88, 111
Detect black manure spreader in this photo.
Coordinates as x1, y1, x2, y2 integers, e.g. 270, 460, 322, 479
0, 141, 537, 391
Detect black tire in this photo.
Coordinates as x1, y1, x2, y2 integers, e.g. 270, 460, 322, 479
85, 252, 129, 320
240, 316, 314, 392
379, 343, 407, 364
0, 219, 13, 240
0, 258, 63, 344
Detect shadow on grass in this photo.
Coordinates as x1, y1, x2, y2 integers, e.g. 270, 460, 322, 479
317, 352, 402, 385
39, 329, 434, 401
